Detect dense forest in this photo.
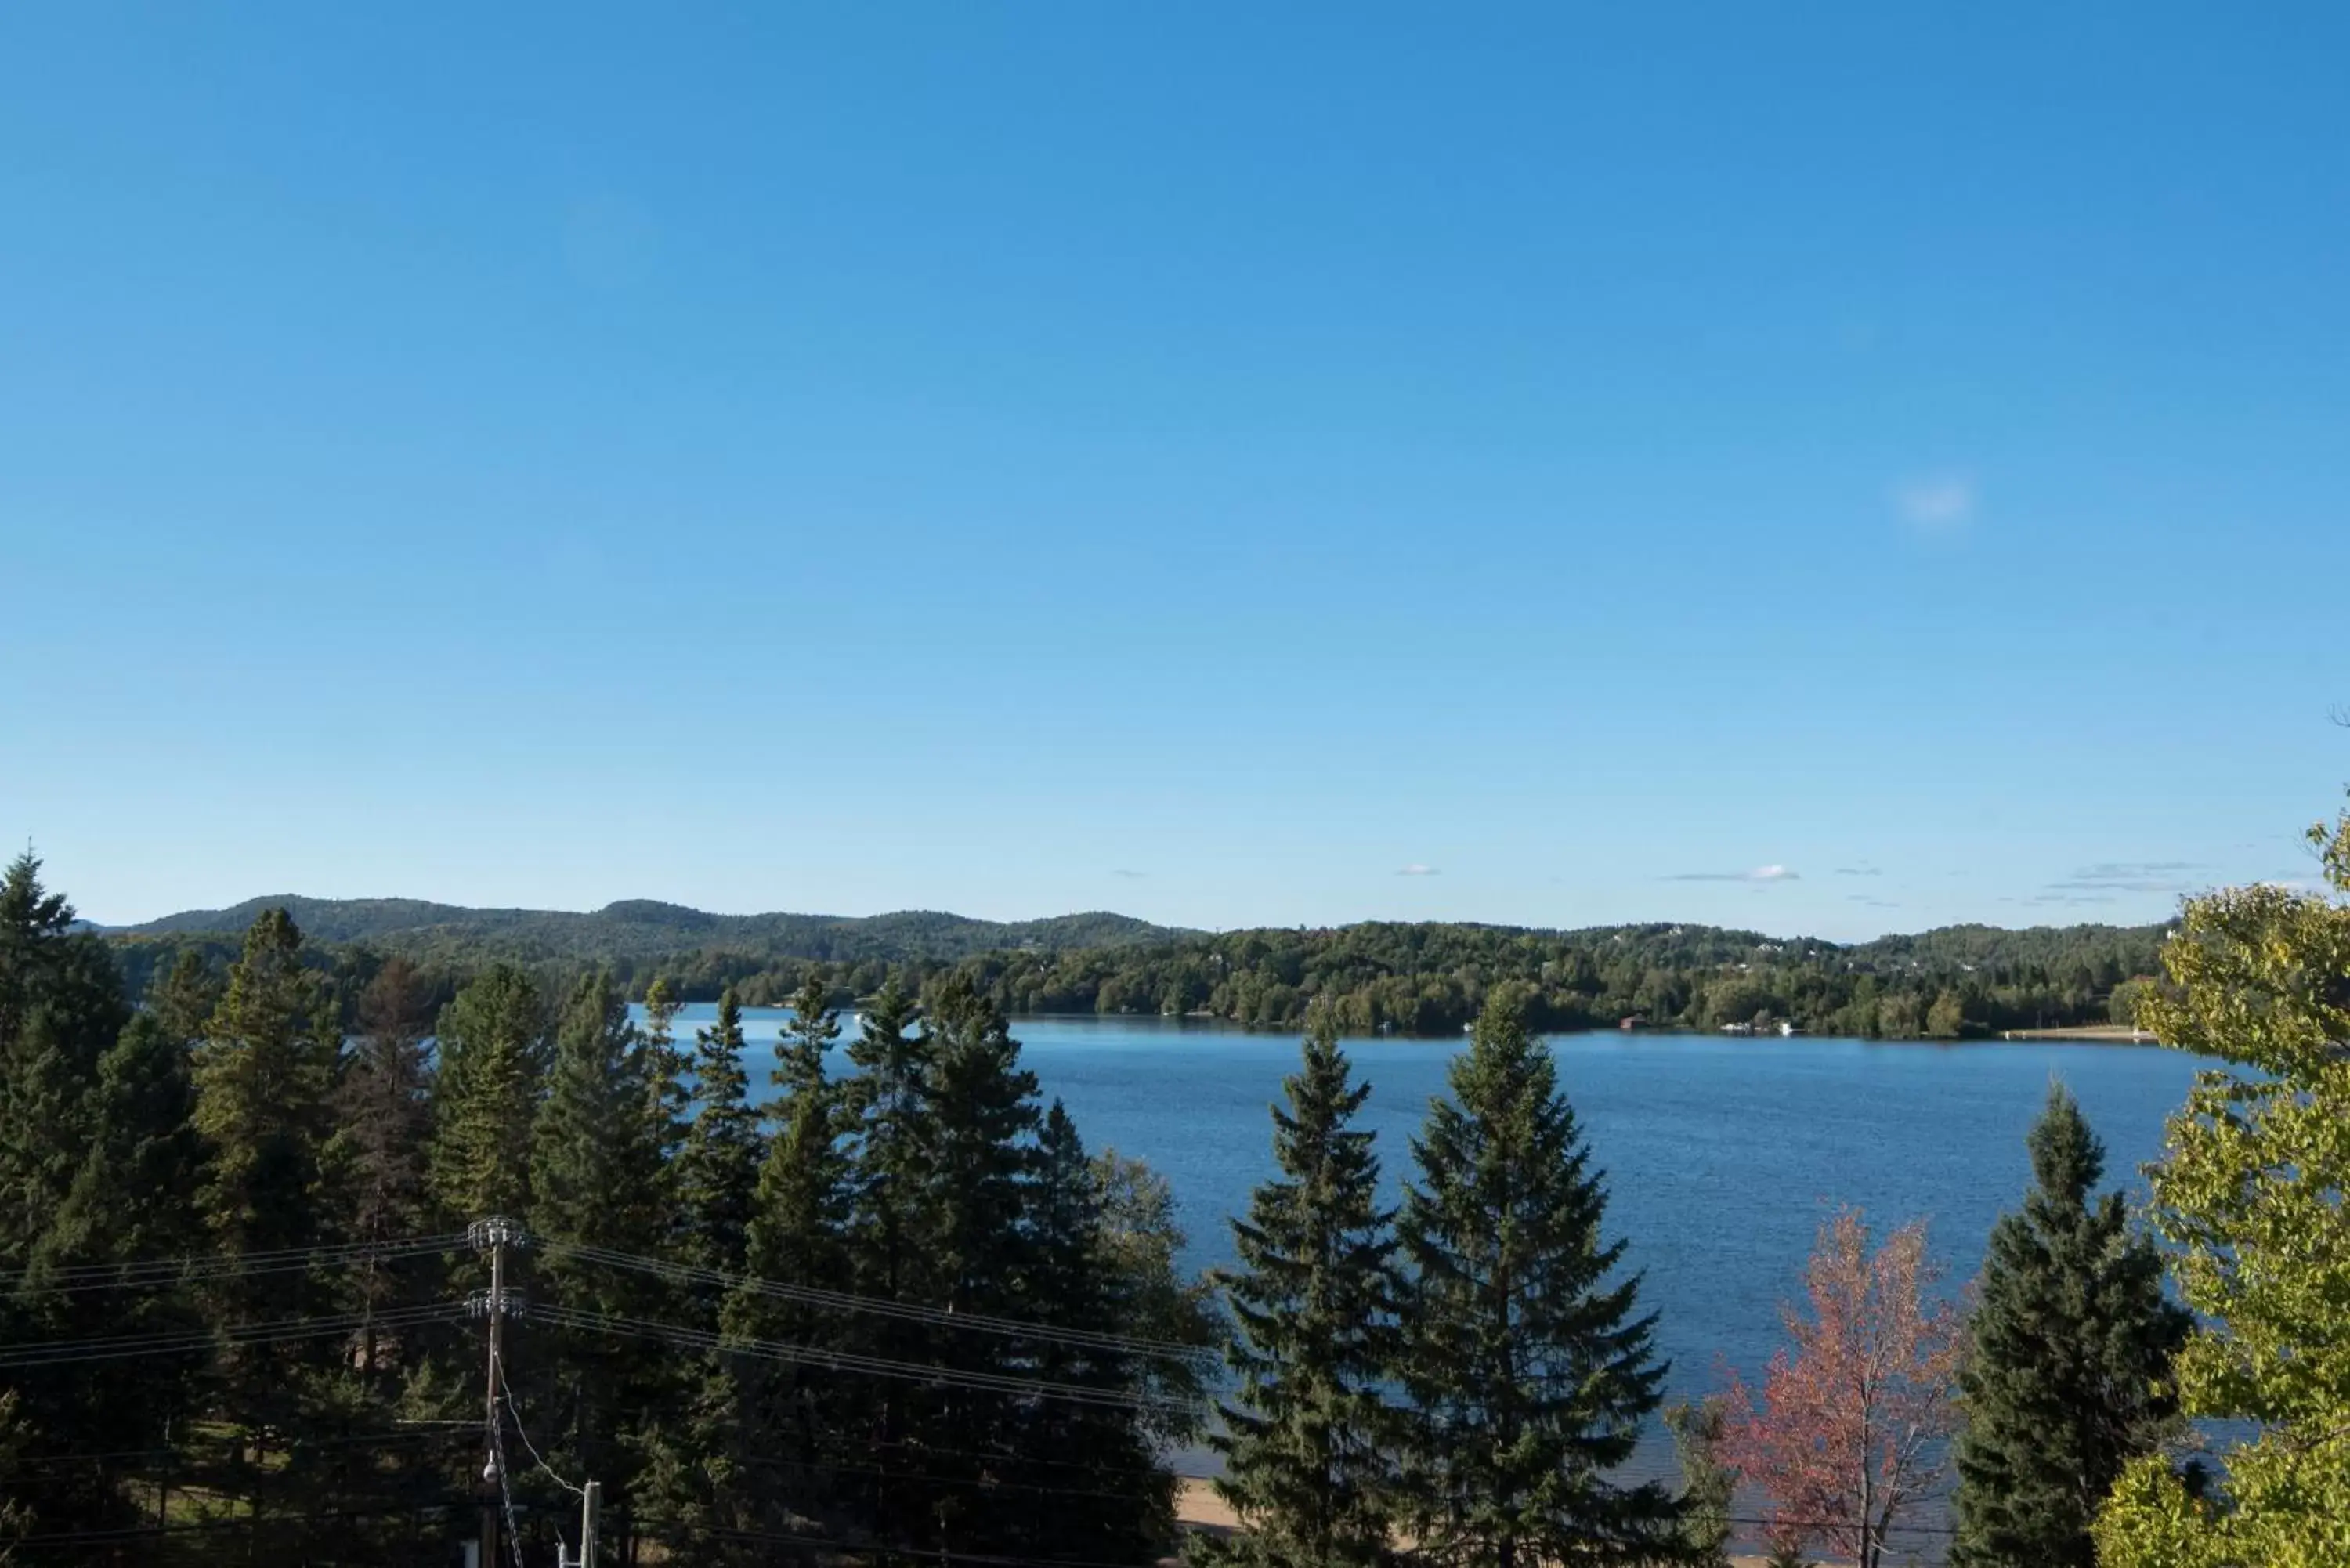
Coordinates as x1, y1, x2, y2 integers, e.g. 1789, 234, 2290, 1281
111, 894, 2168, 1042
4, 857, 1217, 1564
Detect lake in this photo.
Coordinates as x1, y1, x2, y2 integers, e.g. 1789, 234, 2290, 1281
655, 1006, 2203, 1418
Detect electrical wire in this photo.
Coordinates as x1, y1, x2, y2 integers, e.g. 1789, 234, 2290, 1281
536, 1236, 1212, 1362
5, 1501, 467, 1550
533, 1300, 1180, 1411
0, 1230, 472, 1294
0, 1302, 459, 1369
492, 1342, 584, 1498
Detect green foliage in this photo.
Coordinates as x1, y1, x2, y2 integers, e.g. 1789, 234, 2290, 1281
674, 986, 762, 1274
1663, 1396, 1735, 1563
188, 908, 352, 1524
0, 851, 130, 1267
2095, 800, 2350, 1568
1395, 993, 1689, 1565
528, 970, 673, 1501
1950, 1085, 2188, 1568
1208, 1015, 1400, 1568
427, 963, 548, 1221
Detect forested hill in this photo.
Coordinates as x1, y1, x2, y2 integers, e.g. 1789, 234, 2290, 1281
110, 896, 2169, 1042
113, 894, 1184, 963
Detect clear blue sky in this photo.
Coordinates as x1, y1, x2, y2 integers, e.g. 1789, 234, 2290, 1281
4, 4, 2345, 938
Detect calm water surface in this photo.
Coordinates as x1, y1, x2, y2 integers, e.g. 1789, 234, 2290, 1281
661, 1007, 2201, 1413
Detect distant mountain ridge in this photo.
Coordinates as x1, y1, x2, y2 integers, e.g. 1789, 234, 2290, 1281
114, 894, 1186, 964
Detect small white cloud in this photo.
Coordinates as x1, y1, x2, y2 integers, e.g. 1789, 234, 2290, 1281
1397, 863, 1440, 877
1893, 475, 1976, 535
1665, 865, 1801, 883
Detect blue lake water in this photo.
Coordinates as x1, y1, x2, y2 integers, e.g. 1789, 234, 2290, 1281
656, 1006, 2203, 1419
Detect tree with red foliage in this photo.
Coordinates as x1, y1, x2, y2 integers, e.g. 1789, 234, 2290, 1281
1722, 1210, 1965, 1568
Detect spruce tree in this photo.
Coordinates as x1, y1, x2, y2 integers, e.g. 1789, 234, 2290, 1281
1396, 992, 1687, 1566
188, 908, 347, 1516
901, 975, 1043, 1554
338, 957, 435, 1346
1209, 1014, 1399, 1568
721, 973, 852, 1545
837, 977, 935, 1546
0, 852, 128, 1270
1010, 1101, 1174, 1565
675, 986, 763, 1274
648, 987, 768, 1557
17, 1013, 207, 1535
528, 970, 671, 1542
427, 963, 547, 1223
1951, 1084, 2189, 1568
1662, 1398, 1735, 1565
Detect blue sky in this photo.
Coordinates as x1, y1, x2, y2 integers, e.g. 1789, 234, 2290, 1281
3, 4, 2345, 938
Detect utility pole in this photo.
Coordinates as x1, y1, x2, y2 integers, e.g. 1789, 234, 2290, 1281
469, 1216, 526, 1568
559, 1481, 602, 1568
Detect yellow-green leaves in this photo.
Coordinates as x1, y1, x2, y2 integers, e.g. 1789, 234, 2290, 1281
2095, 804, 2350, 1566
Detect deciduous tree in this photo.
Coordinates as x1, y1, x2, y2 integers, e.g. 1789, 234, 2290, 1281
2095, 799, 2350, 1567
1723, 1210, 1962, 1568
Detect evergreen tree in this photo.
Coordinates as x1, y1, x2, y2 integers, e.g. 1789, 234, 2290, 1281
719, 974, 852, 1545
1209, 1015, 1399, 1568
646, 987, 768, 1559
16, 1013, 207, 1536
188, 908, 347, 1514
338, 957, 436, 1339
1951, 1084, 2189, 1568
428, 963, 547, 1222
149, 945, 222, 1046
0, 852, 128, 1270
1662, 1398, 1735, 1565
900, 975, 1044, 1553
529, 970, 671, 1548
1010, 1101, 1175, 1565
1396, 993, 1688, 1567
836, 980, 935, 1541
642, 974, 691, 1167
675, 986, 762, 1274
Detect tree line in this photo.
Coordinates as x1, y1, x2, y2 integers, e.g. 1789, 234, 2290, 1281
114, 915, 2169, 1046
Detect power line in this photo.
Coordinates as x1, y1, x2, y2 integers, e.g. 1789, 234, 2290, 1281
0, 1230, 471, 1294
6, 1501, 468, 1551
537, 1237, 1212, 1363
0, 1302, 459, 1369
532, 1300, 1181, 1412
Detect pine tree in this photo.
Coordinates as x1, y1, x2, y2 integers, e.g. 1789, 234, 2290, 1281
675, 986, 763, 1274
1396, 992, 1688, 1567
647, 986, 768, 1558
1951, 1084, 2189, 1568
1011, 1102, 1176, 1565
528, 970, 671, 1544
719, 973, 852, 1545
338, 958, 435, 1339
188, 908, 347, 1515
1208, 1015, 1400, 1568
0, 851, 128, 1270
428, 963, 547, 1223
1662, 1398, 1735, 1565
900, 975, 1044, 1554
149, 945, 221, 1046
17, 1013, 207, 1535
